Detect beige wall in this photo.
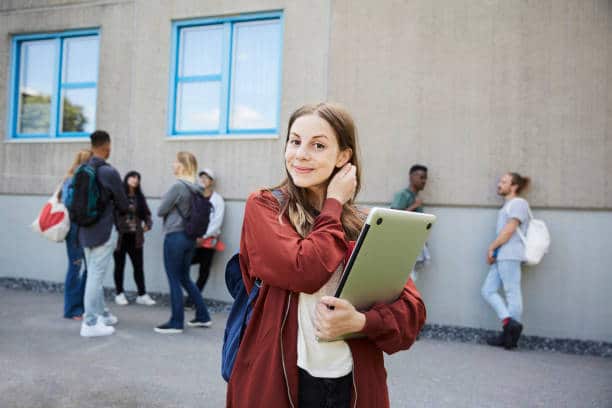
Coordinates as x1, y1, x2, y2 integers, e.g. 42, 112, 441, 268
328, 0, 612, 208
1, 0, 611, 208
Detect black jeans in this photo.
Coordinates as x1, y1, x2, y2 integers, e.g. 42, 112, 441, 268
298, 368, 352, 408
190, 247, 215, 292
113, 233, 146, 296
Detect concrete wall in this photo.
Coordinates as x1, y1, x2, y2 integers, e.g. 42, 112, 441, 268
2, 193, 611, 342
1, 0, 611, 208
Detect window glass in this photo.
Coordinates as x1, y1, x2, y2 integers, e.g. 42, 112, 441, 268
229, 20, 281, 131
18, 40, 56, 134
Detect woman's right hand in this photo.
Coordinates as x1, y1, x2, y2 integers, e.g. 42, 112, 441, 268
327, 163, 356, 205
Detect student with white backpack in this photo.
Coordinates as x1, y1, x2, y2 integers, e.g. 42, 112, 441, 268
481, 172, 534, 350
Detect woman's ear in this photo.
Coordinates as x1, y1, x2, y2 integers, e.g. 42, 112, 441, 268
336, 148, 353, 168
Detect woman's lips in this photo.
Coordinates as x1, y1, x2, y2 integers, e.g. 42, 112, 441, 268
293, 166, 314, 174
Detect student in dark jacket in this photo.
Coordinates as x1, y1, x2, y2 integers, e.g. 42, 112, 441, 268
113, 171, 156, 306
155, 151, 212, 334
79, 130, 129, 338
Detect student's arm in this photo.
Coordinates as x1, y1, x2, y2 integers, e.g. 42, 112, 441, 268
204, 195, 225, 238
405, 196, 422, 212
157, 183, 181, 217
488, 219, 520, 255
103, 167, 129, 213
240, 191, 347, 294
316, 279, 426, 354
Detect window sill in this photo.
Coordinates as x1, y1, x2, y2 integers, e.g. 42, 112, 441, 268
166, 134, 279, 141
4, 137, 90, 144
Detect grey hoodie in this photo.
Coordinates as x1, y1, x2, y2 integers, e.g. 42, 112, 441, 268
157, 180, 204, 235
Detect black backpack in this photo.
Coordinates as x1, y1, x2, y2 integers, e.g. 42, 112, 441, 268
69, 162, 107, 226
177, 181, 212, 240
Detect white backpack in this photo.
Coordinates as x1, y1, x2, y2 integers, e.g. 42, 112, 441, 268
516, 207, 550, 266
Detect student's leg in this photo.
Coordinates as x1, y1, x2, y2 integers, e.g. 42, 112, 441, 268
126, 235, 146, 296
498, 261, 523, 322
83, 237, 115, 326
162, 233, 185, 328
64, 228, 85, 318
113, 237, 127, 295
178, 235, 211, 323
196, 248, 215, 292
481, 263, 510, 320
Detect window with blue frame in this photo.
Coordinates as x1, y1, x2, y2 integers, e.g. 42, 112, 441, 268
170, 13, 283, 136
8, 29, 100, 139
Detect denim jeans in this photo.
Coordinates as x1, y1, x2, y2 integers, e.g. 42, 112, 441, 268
163, 231, 210, 328
64, 226, 87, 318
481, 260, 523, 322
83, 234, 116, 326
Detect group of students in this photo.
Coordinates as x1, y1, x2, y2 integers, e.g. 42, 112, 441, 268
60, 132, 225, 337
56, 102, 533, 407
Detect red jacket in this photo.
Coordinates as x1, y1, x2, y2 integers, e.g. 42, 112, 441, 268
226, 191, 426, 408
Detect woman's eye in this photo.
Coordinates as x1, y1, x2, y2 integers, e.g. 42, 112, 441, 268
289, 139, 300, 146
314, 143, 325, 150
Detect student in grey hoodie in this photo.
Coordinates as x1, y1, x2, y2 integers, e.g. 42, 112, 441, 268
155, 151, 212, 333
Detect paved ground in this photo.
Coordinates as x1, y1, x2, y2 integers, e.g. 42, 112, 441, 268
1, 287, 611, 408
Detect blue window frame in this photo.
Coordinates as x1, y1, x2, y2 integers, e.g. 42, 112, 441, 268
169, 12, 283, 137
8, 29, 100, 139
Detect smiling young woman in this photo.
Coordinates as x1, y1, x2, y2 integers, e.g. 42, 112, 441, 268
226, 103, 426, 408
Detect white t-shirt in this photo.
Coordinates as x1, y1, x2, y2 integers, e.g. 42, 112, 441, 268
496, 197, 530, 261
297, 264, 353, 378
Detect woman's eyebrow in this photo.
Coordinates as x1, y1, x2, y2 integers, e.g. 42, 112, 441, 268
290, 132, 328, 139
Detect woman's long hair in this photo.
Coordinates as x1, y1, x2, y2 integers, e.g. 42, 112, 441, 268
272, 102, 364, 240
123, 171, 151, 221
65, 149, 92, 180
176, 151, 198, 180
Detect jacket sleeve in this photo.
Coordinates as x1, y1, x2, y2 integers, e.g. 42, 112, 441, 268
359, 279, 426, 354
240, 191, 348, 294
204, 194, 225, 238
157, 183, 180, 217
104, 167, 129, 214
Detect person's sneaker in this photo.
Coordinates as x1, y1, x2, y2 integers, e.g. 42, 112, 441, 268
100, 313, 118, 326
154, 323, 183, 334
486, 332, 506, 347
115, 293, 128, 306
505, 318, 523, 349
136, 294, 156, 306
187, 319, 212, 328
80, 320, 115, 337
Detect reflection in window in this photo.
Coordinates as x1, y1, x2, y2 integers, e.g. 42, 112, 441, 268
170, 13, 282, 136
10, 30, 99, 138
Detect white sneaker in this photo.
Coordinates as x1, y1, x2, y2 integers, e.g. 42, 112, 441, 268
136, 293, 156, 306
100, 313, 118, 326
115, 293, 128, 306
80, 320, 115, 337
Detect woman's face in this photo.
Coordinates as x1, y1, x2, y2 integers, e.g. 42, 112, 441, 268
285, 114, 351, 195
127, 175, 140, 189
172, 161, 183, 176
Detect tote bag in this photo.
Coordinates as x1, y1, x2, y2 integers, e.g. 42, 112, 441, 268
31, 184, 71, 242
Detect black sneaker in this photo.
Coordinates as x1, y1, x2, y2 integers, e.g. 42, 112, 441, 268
505, 319, 523, 349
486, 331, 506, 347
154, 323, 183, 334
187, 319, 212, 328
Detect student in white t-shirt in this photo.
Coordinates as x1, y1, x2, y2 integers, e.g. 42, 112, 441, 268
481, 172, 531, 350
185, 168, 225, 308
